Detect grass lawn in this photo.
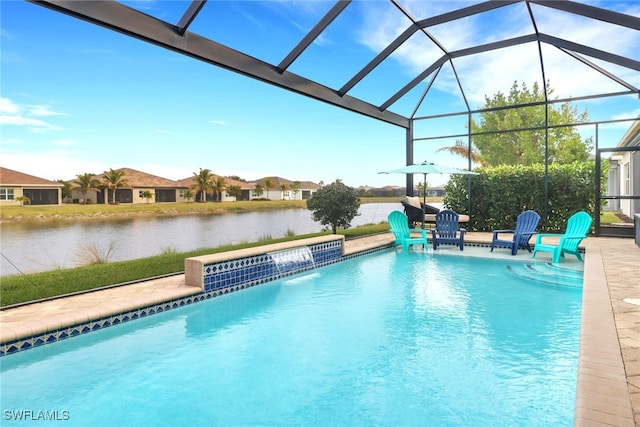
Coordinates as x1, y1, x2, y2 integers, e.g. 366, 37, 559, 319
599, 211, 624, 224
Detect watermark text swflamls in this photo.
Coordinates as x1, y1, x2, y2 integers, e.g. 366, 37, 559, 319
4, 410, 70, 422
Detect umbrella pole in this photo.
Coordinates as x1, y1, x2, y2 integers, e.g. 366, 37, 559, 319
422, 174, 426, 229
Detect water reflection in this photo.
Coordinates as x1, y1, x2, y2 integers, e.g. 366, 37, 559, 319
0, 203, 398, 276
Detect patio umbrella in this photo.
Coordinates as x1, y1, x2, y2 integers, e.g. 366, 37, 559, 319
379, 161, 478, 227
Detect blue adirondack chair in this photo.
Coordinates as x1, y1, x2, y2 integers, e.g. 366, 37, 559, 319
532, 211, 592, 263
387, 211, 428, 250
490, 210, 541, 255
430, 209, 466, 251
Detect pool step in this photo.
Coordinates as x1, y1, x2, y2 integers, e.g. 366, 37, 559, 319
505, 263, 583, 288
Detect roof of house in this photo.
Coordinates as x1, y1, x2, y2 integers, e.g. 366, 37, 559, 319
94, 168, 177, 188
0, 167, 63, 187
618, 118, 640, 148
252, 177, 320, 190
175, 174, 255, 190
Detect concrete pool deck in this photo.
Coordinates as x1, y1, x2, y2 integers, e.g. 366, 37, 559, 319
0, 232, 638, 426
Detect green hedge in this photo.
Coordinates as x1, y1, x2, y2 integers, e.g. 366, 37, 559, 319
444, 162, 603, 232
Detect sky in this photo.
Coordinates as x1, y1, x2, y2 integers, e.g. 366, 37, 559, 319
1, 0, 639, 189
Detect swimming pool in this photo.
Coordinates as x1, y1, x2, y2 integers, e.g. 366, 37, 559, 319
0, 250, 582, 426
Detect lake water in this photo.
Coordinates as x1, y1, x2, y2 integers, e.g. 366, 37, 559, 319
0, 203, 399, 277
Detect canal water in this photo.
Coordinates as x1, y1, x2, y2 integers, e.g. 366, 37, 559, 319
0, 203, 399, 277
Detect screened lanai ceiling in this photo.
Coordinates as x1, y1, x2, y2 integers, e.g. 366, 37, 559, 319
34, 0, 640, 128
30, 0, 639, 134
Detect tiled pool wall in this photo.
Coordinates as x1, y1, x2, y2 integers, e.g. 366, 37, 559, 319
200, 240, 343, 292
1, 236, 387, 356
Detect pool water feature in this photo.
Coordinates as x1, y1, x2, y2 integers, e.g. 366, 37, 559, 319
0, 250, 582, 426
268, 246, 316, 276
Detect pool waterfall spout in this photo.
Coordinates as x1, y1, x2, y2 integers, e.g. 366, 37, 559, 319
268, 246, 316, 278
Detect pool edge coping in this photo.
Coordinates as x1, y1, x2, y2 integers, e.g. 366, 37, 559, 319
574, 247, 635, 427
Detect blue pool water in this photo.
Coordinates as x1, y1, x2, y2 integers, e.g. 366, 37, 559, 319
0, 250, 582, 426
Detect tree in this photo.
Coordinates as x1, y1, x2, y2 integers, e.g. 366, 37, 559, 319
471, 81, 592, 166
263, 178, 275, 199
416, 182, 426, 199
436, 140, 487, 167
211, 176, 226, 202
254, 184, 264, 199
141, 190, 154, 203
291, 181, 301, 200
15, 195, 30, 206
279, 183, 289, 200
103, 169, 128, 204
191, 168, 214, 203
56, 179, 73, 201
307, 179, 360, 234
227, 185, 242, 200
73, 173, 100, 204
183, 189, 194, 202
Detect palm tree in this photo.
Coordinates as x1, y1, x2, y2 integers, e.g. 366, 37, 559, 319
264, 178, 275, 200
254, 183, 264, 199
141, 190, 154, 203
291, 181, 301, 200
279, 183, 289, 200
191, 168, 213, 202
103, 169, 128, 204
417, 182, 426, 199
211, 176, 226, 202
73, 173, 101, 204
436, 140, 487, 167
56, 179, 73, 202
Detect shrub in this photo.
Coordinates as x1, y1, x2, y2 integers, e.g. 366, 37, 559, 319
444, 161, 602, 232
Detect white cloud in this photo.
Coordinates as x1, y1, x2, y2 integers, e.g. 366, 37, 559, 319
0, 152, 105, 180
155, 129, 175, 134
29, 105, 67, 117
208, 119, 226, 126
0, 97, 63, 131
358, 2, 640, 107
0, 97, 20, 114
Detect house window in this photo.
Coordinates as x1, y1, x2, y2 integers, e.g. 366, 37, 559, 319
0, 188, 15, 200
624, 162, 630, 195
139, 190, 145, 198
283, 190, 290, 198
179, 190, 187, 198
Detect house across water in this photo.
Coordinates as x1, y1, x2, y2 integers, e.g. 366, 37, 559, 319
0, 166, 321, 205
